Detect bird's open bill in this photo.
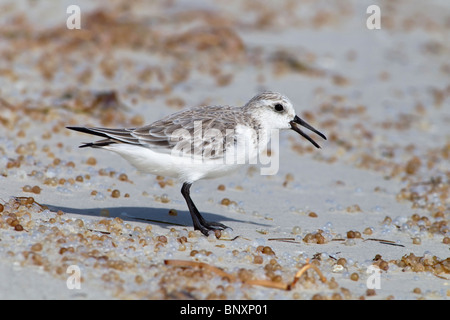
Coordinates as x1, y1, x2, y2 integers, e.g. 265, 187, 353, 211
290, 115, 327, 149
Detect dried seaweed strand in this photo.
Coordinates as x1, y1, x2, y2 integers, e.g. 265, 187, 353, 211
132, 217, 186, 227
364, 238, 405, 247
267, 237, 300, 244
288, 259, 327, 289
268, 237, 296, 241
164, 259, 235, 281
244, 279, 289, 290
164, 258, 327, 291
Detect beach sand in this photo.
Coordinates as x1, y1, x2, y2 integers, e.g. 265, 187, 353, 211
0, 0, 448, 299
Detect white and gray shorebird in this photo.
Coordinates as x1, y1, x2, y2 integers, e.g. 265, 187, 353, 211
67, 92, 326, 235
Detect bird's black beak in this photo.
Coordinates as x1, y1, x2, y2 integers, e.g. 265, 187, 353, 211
290, 115, 327, 149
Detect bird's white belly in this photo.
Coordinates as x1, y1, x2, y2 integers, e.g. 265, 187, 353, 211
105, 144, 243, 183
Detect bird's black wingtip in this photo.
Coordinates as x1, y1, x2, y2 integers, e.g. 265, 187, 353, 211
66, 126, 91, 134
79, 143, 94, 148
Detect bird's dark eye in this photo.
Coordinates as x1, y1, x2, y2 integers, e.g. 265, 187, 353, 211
274, 103, 284, 112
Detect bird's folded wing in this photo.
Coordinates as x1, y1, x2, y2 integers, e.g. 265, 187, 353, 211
88, 106, 245, 160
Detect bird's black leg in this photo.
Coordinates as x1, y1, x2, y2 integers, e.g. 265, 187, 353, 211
181, 182, 229, 236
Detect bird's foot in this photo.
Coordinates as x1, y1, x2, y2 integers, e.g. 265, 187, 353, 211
194, 220, 231, 236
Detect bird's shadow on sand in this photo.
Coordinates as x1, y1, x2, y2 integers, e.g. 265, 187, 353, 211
43, 203, 271, 232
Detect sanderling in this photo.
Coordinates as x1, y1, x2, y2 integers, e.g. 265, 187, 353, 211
67, 91, 326, 235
